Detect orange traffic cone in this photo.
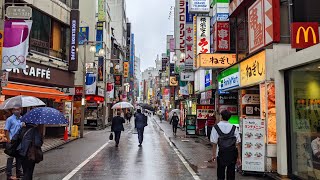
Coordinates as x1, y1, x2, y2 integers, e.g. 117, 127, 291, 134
63, 126, 68, 141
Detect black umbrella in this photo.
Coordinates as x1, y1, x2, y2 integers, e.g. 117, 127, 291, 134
138, 103, 155, 111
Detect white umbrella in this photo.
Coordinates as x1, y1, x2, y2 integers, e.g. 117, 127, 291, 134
111, 102, 134, 109
0, 95, 46, 110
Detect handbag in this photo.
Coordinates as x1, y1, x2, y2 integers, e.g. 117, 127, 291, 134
27, 128, 43, 164
4, 128, 32, 157
109, 133, 113, 140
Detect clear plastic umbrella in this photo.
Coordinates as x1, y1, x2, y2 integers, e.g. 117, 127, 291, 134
111, 102, 134, 109
0, 95, 45, 110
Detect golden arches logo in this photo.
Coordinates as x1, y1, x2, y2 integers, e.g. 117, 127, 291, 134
296, 26, 317, 44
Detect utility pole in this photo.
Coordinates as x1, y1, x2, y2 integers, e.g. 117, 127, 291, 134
80, 42, 87, 138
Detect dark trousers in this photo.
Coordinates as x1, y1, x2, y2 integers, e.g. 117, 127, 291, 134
172, 124, 178, 134
137, 128, 144, 144
217, 157, 236, 180
207, 126, 213, 140
114, 131, 121, 145
21, 158, 35, 180
6, 156, 22, 177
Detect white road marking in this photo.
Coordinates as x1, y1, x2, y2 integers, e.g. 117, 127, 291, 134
61, 140, 111, 180
151, 118, 201, 180
84, 131, 92, 136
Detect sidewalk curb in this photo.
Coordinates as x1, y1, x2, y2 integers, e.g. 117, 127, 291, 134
0, 137, 79, 174
151, 117, 201, 176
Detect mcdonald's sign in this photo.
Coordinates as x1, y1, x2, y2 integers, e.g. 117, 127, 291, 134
291, 22, 319, 49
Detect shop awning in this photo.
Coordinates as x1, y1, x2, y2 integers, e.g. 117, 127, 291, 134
2, 83, 68, 102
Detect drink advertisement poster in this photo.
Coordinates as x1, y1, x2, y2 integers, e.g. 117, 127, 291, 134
242, 118, 265, 172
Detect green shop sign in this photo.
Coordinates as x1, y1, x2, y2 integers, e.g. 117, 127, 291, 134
218, 64, 240, 91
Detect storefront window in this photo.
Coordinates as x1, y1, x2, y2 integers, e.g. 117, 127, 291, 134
288, 61, 320, 179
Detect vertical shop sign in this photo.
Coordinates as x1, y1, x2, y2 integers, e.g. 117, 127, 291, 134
123, 61, 129, 78
242, 118, 266, 172
162, 57, 168, 71
240, 51, 266, 87
248, 0, 280, 53
79, 27, 89, 45
2, 20, 32, 70
96, 22, 103, 53
170, 38, 175, 52
69, 10, 79, 71
98, 57, 104, 81
196, 16, 210, 55
185, 24, 194, 70
215, 21, 230, 51
98, 0, 106, 22
175, 0, 186, 68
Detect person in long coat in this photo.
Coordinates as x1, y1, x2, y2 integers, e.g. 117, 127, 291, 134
134, 109, 148, 147
111, 109, 125, 147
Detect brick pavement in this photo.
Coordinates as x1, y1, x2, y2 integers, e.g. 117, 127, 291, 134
151, 115, 269, 180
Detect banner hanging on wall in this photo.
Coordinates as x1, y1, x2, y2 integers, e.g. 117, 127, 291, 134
2, 20, 32, 70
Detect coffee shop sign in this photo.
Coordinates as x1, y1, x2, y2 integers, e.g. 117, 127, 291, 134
6, 65, 51, 79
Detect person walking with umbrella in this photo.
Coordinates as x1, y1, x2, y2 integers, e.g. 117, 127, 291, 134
13, 123, 43, 180
170, 112, 179, 136
134, 109, 147, 147
4, 107, 24, 180
18, 107, 69, 180
111, 109, 125, 147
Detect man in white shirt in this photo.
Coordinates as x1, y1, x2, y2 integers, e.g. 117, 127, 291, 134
210, 110, 241, 180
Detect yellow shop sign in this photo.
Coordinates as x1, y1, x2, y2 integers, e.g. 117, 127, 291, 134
240, 51, 266, 87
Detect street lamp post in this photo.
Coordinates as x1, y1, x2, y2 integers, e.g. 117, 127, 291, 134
80, 41, 106, 138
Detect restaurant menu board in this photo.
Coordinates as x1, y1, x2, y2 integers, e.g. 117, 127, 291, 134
242, 118, 266, 172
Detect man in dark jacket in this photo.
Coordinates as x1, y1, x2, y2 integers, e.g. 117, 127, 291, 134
135, 109, 147, 147
111, 110, 125, 147
170, 112, 179, 136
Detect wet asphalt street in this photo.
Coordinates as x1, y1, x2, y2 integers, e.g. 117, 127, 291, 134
0, 119, 195, 180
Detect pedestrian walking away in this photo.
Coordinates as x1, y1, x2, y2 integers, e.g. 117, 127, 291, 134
4, 107, 25, 180
125, 110, 132, 124
134, 109, 148, 147
13, 123, 44, 180
111, 109, 125, 147
170, 112, 179, 136
210, 110, 241, 180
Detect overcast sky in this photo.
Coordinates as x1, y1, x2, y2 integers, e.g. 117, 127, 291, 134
126, 0, 174, 71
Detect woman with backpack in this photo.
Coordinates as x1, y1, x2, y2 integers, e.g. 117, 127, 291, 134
170, 112, 179, 136
13, 123, 43, 180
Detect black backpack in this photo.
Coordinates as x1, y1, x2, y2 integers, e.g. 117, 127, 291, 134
214, 125, 238, 166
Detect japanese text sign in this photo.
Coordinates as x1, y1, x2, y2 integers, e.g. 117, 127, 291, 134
185, 24, 194, 70
79, 27, 89, 45
196, 16, 210, 55
178, 0, 186, 51
215, 21, 230, 51
123, 62, 129, 78
114, 75, 122, 86
98, 0, 106, 22
291, 22, 319, 49
240, 51, 266, 87
197, 53, 236, 68
96, 22, 103, 53
248, 0, 280, 53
